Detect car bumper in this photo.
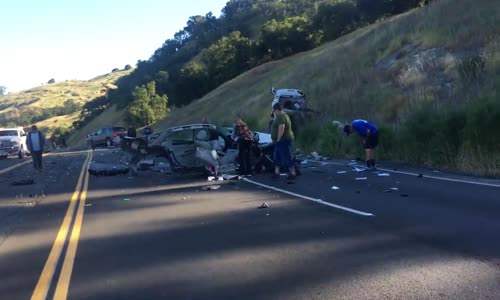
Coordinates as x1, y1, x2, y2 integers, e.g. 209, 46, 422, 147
0, 146, 20, 156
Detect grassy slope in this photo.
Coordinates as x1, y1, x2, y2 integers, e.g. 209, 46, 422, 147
0, 69, 132, 122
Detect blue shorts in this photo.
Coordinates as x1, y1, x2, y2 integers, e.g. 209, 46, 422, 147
274, 140, 294, 168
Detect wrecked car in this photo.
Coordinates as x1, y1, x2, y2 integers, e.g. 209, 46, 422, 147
268, 88, 311, 133
119, 123, 302, 177
122, 124, 239, 176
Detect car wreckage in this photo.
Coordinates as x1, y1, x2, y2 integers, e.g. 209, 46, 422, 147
109, 123, 301, 177
268, 88, 312, 133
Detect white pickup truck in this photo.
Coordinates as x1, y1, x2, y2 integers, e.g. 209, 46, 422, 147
0, 127, 29, 159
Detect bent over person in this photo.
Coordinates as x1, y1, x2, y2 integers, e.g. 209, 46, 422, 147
344, 119, 379, 169
27, 125, 46, 171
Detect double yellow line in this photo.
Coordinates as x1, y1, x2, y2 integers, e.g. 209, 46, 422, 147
31, 151, 93, 300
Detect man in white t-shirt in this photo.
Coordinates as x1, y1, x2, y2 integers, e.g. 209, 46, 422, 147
27, 125, 46, 171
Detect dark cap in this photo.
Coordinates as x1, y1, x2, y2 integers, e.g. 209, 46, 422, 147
343, 125, 351, 135
31, 125, 38, 130
272, 102, 281, 111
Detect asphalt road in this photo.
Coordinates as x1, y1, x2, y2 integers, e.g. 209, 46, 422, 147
0, 149, 499, 300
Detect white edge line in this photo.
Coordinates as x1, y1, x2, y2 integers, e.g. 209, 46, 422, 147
242, 178, 374, 217
308, 161, 500, 188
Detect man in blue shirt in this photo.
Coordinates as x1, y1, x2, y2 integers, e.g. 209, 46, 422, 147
344, 120, 379, 169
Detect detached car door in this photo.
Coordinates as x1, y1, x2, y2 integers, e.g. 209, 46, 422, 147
163, 129, 196, 168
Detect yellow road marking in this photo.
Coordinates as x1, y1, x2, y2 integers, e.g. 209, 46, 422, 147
53, 151, 92, 299
30, 152, 91, 300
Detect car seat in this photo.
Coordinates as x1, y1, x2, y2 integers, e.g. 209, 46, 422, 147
195, 130, 213, 150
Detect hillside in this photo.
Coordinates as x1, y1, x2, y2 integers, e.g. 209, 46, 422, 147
0, 69, 132, 131
72, 0, 500, 175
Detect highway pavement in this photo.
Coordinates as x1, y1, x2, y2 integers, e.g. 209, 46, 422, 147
0, 149, 499, 299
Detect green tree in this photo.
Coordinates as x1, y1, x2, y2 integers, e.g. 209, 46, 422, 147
313, 1, 359, 41
261, 16, 320, 59
128, 81, 169, 125
202, 31, 258, 88
124, 64, 132, 70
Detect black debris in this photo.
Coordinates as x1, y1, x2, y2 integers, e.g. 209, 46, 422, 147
12, 179, 35, 186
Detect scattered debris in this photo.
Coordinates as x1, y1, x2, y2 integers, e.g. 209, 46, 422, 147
88, 162, 129, 176
301, 160, 309, 165
202, 185, 221, 191
355, 177, 368, 181
312, 170, 325, 173
258, 202, 269, 209
384, 187, 399, 193
417, 173, 423, 178
353, 167, 366, 172
123, 198, 130, 201
222, 174, 240, 180
280, 173, 288, 177
12, 179, 35, 186
331, 186, 340, 190
377, 173, 391, 177
85, 203, 92, 207
355, 190, 361, 194
311, 152, 321, 160
336, 170, 347, 174
400, 194, 409, 197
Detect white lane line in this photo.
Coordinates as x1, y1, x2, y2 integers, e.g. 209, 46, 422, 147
308, 161, 500, 188
242, 178, 375, 217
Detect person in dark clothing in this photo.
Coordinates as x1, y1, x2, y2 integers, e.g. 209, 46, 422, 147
26, 125, 46, 171
233, 117, 254, 175
127, 125, 137, 138
143, 124, 153, 143
344, 119, 379, 169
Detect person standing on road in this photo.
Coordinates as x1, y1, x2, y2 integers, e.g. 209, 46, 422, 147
234, 117, 254, 175
271, 103, 296, 181
344, 119, 379, 169
27, 125, 46, 171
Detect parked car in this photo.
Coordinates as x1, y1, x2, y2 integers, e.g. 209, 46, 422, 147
87, 126, 126, 148
0, 127, 29, 159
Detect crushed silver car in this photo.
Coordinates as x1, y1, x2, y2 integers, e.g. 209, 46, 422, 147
122, 124, 239, 176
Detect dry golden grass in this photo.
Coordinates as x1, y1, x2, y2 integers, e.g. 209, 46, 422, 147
0, 69, 132, 118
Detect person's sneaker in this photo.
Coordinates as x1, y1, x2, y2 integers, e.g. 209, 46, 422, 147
271, 173, 280, 179
287, 174, 296, 181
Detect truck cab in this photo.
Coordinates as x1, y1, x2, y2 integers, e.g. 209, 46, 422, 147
0, 127, 29, 159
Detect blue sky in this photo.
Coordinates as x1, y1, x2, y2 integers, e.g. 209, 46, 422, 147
0, 0, 228, 93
